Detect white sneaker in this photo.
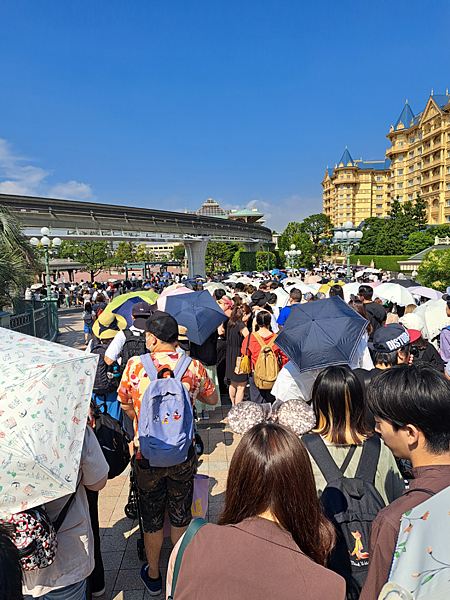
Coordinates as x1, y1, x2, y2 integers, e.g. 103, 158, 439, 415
202, 410, 209, 420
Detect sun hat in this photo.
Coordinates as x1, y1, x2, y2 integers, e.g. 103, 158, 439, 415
145, 311, 178, 343
399, 312, 426, 336
92, 312, 127, 339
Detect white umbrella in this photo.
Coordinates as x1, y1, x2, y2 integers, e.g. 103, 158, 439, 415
204, 281, 226, 296
414, 299, 450, 341
373, 283, 415, 307
235, 276, 253, 284
360, 268, 380, 274
271, 287, 289, 308
408, 286, 443, 301
0, 330, 98, 515
284, 281, 318, 295
30, 283, 43, 290
342, 282, 364, 302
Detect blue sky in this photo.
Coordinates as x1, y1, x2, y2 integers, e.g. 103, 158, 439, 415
0, 1, 449, 231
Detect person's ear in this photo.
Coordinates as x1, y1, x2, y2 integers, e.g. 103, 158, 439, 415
405, 424, 420, 450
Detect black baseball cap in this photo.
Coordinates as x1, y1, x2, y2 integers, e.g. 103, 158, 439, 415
145, 311, 178, 343
132, 302, 153, 317
368, 324, 410, 353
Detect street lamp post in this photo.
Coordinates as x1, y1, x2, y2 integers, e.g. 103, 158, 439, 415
333, 221, 363, 279
284, 244, 302, 272
124, 260, 128, 280
30, 228, 62, 299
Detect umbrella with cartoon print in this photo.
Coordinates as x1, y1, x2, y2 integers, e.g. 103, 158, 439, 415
0, 328, 98, 516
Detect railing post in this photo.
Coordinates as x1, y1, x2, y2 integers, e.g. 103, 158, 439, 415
30, 306, 36, 337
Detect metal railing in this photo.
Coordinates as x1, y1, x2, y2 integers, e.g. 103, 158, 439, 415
3, 300, 59, 341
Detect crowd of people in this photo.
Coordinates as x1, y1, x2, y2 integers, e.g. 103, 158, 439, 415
3, 263, 450, 600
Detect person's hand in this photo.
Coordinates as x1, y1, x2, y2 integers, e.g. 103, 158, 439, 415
408, 353, 414, 365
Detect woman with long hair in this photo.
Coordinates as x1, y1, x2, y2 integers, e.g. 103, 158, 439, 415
225, 304, 252, 405
306, 365, 404, 504
241, 310, 287, 404
166, 423, 345, 600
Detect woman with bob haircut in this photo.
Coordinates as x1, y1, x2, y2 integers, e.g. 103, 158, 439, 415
306, 365, 404, 505
166, 423, 346, 600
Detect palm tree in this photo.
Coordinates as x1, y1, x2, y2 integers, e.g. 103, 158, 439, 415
0, 205, 43, 309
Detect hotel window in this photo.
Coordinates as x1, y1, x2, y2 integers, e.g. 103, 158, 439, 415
447, 216, 450, 223
347, 194, 351, 198
447, 167, 450, 174
409, 180, 413, 187
347, 175, 351, 179
399, 156, 404, 162
340, 195, 344, 199
339, 214, 343, 218
340, 185, 343, 189
377, 186, 382, 190
376, 176, 383, 181
409, 151, 414, 158
446, 200, 450, 207
376, 204, 382, 208
399, 142, 403, 146
398, 183, 403, 189
347, 204, 351, 208
398, 169, 403, 175
447, 184, 450, 191
418, 162, 422, 169
410, 166, 414, 172
418, 148, 422, 155
409, 194, 413, 200
417, 177, 421, 184
419, 133, 422, 140
340, 204, 343, 208
376, 195, 382, 199
398, 196, 403, 201
346, 213, 351, 217
347, 185, 351, 189
376, 213, 382, 217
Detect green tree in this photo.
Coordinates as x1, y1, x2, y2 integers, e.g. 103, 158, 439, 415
205, 242, 241, 274
255, 251, 277, 271
434, 225, 450, 238
417, 249, 450, 292
172, 244, 186, 261
357, 217, 385, 255
0, 205, 43, 308
135, 244, 156, 261
299, 213, 333, 261
59, 240, 113, 282
278, 222, 303, 252
114, 242, 136, 264
404, 230, 435, 256
412, 195, 428, 230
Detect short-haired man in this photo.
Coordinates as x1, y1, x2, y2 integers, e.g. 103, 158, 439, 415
358, 285, 386, 339
119, 312, 218, 596
276, 288, 302, 327
359, 364, 450, 599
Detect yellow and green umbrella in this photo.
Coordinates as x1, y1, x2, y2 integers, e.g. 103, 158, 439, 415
104, 290, 159, 327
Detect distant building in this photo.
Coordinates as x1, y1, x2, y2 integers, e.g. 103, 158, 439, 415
186, 198, 265, 225
323, 91, 450, 226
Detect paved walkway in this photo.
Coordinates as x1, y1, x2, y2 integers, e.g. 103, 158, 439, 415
56, 310, 238, 600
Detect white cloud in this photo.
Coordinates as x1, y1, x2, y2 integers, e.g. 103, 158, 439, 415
0, 138, 95, 200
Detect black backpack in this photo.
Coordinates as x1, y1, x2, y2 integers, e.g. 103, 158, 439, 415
91, 341, 120, 394
119, 329, 149, 374
91, 399, 131, 479
302, 434, 385, 600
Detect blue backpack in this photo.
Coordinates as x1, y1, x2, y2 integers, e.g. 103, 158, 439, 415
138, 354, 194, 467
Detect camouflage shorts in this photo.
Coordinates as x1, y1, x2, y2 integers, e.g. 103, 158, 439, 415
134, 448, 198, 533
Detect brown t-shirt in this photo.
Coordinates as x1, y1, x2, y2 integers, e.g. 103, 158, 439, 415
360, 465, 450, 600
167, 516, 346, 600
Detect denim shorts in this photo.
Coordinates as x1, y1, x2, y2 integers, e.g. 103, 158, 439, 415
83, 323, 93, 334
135, 446, 197, 533
24, 579, 86, 600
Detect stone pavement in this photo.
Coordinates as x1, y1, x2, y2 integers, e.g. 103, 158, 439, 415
56, 309, 238, 600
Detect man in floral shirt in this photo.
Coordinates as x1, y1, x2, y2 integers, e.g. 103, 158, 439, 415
119, 311, 217, 596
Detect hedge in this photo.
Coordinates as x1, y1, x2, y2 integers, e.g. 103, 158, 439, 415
350, 255, 411, 272
233, 251, 257, 272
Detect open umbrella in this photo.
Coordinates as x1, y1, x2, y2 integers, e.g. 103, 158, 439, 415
414, 299, 450, 340
388, 279, 417, 288
164, 290, 227, 345
204, 281, 226, 297
373, 283, 415, 307
408, 286, 443, 301
0, 329, 98, 515
275, 296, 368, 373
30, 283, 43, 290
304, 275, 322, 284
271, 287, 289, 308
156, 286, 195, 311
104, 290, 159, 327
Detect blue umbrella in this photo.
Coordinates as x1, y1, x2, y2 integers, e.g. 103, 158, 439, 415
164, 290, 227, 345
271, 269, 280, 274
162, 272, 171, 277
275, 296, 368, 373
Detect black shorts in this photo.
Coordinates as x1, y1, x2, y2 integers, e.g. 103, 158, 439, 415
134, 446, 198, 533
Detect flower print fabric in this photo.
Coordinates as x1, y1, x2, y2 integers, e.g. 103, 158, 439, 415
118, 352, 215, 458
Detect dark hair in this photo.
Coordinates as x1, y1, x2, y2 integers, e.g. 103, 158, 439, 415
269, 293, 277, 305
358, 285, 373, 301
269, 282, 279, 290
232, 294, 242, 307
289, 288, 302, 302
367, 364, 450, 454
228, 304, 251, 327
308, 294, 320, 302
214, 289, 226, 301
255, 310, 272, 332
0, 527, 23, 600
246, 285, 256, 295
349, 298, 373, 336
311, 365, 372, 444
218, 423, 335, 565
95, 293, 106, 303
329, 285, 344, 300
370, 343, 410, 367
84, 302, 92, 312
235, 282, 245, 292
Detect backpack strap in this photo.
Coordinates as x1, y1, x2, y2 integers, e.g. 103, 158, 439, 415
52, 482, 81, 533
340, 445, 357, 475
168, 518, 207, 599
301, 433, 344, 483
173, 355, 193, 380
123, 329, 135, 341
254, 331, 275, 349
140, 353, 159, 380
355, 435, 381, 483
402, 488, 435, 498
